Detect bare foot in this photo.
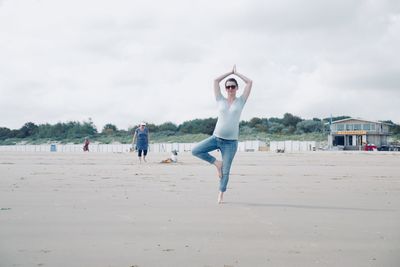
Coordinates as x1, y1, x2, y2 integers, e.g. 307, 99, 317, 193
143, 157, 147, 162
214, 160, 223, 178
218, 191, 224, 204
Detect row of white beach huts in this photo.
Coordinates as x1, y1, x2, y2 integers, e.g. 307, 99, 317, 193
0, 140, 323, 153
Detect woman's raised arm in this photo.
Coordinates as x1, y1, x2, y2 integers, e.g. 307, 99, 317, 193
214, 66, 235, 99
234, 67, 252, 102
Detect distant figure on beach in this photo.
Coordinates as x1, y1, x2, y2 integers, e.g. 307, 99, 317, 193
161, 150, 178, 163
192, 65, 252, 203
132, 122, 149, 163
83, 138, 90, 152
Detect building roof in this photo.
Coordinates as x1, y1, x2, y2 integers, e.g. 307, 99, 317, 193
330, 118, 392, 125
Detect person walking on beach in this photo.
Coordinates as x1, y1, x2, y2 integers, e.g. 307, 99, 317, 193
192, 65, 252, 203
132, 122, 149, 163
83, 138, 90, 152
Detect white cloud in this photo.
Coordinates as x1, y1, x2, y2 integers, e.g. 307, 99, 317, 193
1, 0, 399, 131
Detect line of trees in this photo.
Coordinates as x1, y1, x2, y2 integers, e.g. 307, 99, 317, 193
0, 120, 97, 141
1, 113, 399, 141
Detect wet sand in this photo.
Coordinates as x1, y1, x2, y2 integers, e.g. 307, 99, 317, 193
0, 151, 399, 267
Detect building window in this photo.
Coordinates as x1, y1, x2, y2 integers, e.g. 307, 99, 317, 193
371, 124, 376, 131
337, 124, 344, 131
362, 124, 371, 130
383, 126, 389, 133
346, 124, 353, 130
354, 124, 361, 130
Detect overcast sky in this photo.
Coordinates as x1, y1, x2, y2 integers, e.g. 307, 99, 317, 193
1, 0, 399, 130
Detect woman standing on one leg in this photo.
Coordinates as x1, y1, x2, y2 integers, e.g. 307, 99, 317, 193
192, 65, 252, 203
132, 122, 149, 163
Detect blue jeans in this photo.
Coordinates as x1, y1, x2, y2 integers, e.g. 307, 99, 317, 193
192, 135, 238, 192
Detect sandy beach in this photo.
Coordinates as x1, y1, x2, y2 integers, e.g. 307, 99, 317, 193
0, 151, 399, 267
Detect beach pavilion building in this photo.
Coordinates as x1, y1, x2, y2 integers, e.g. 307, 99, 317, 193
328, 118, 390, 150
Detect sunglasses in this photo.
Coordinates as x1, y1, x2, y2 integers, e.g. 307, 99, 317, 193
225, 85, 237, 89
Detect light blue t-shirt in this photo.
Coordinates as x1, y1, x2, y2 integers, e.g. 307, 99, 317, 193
213, 95, 246, 140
